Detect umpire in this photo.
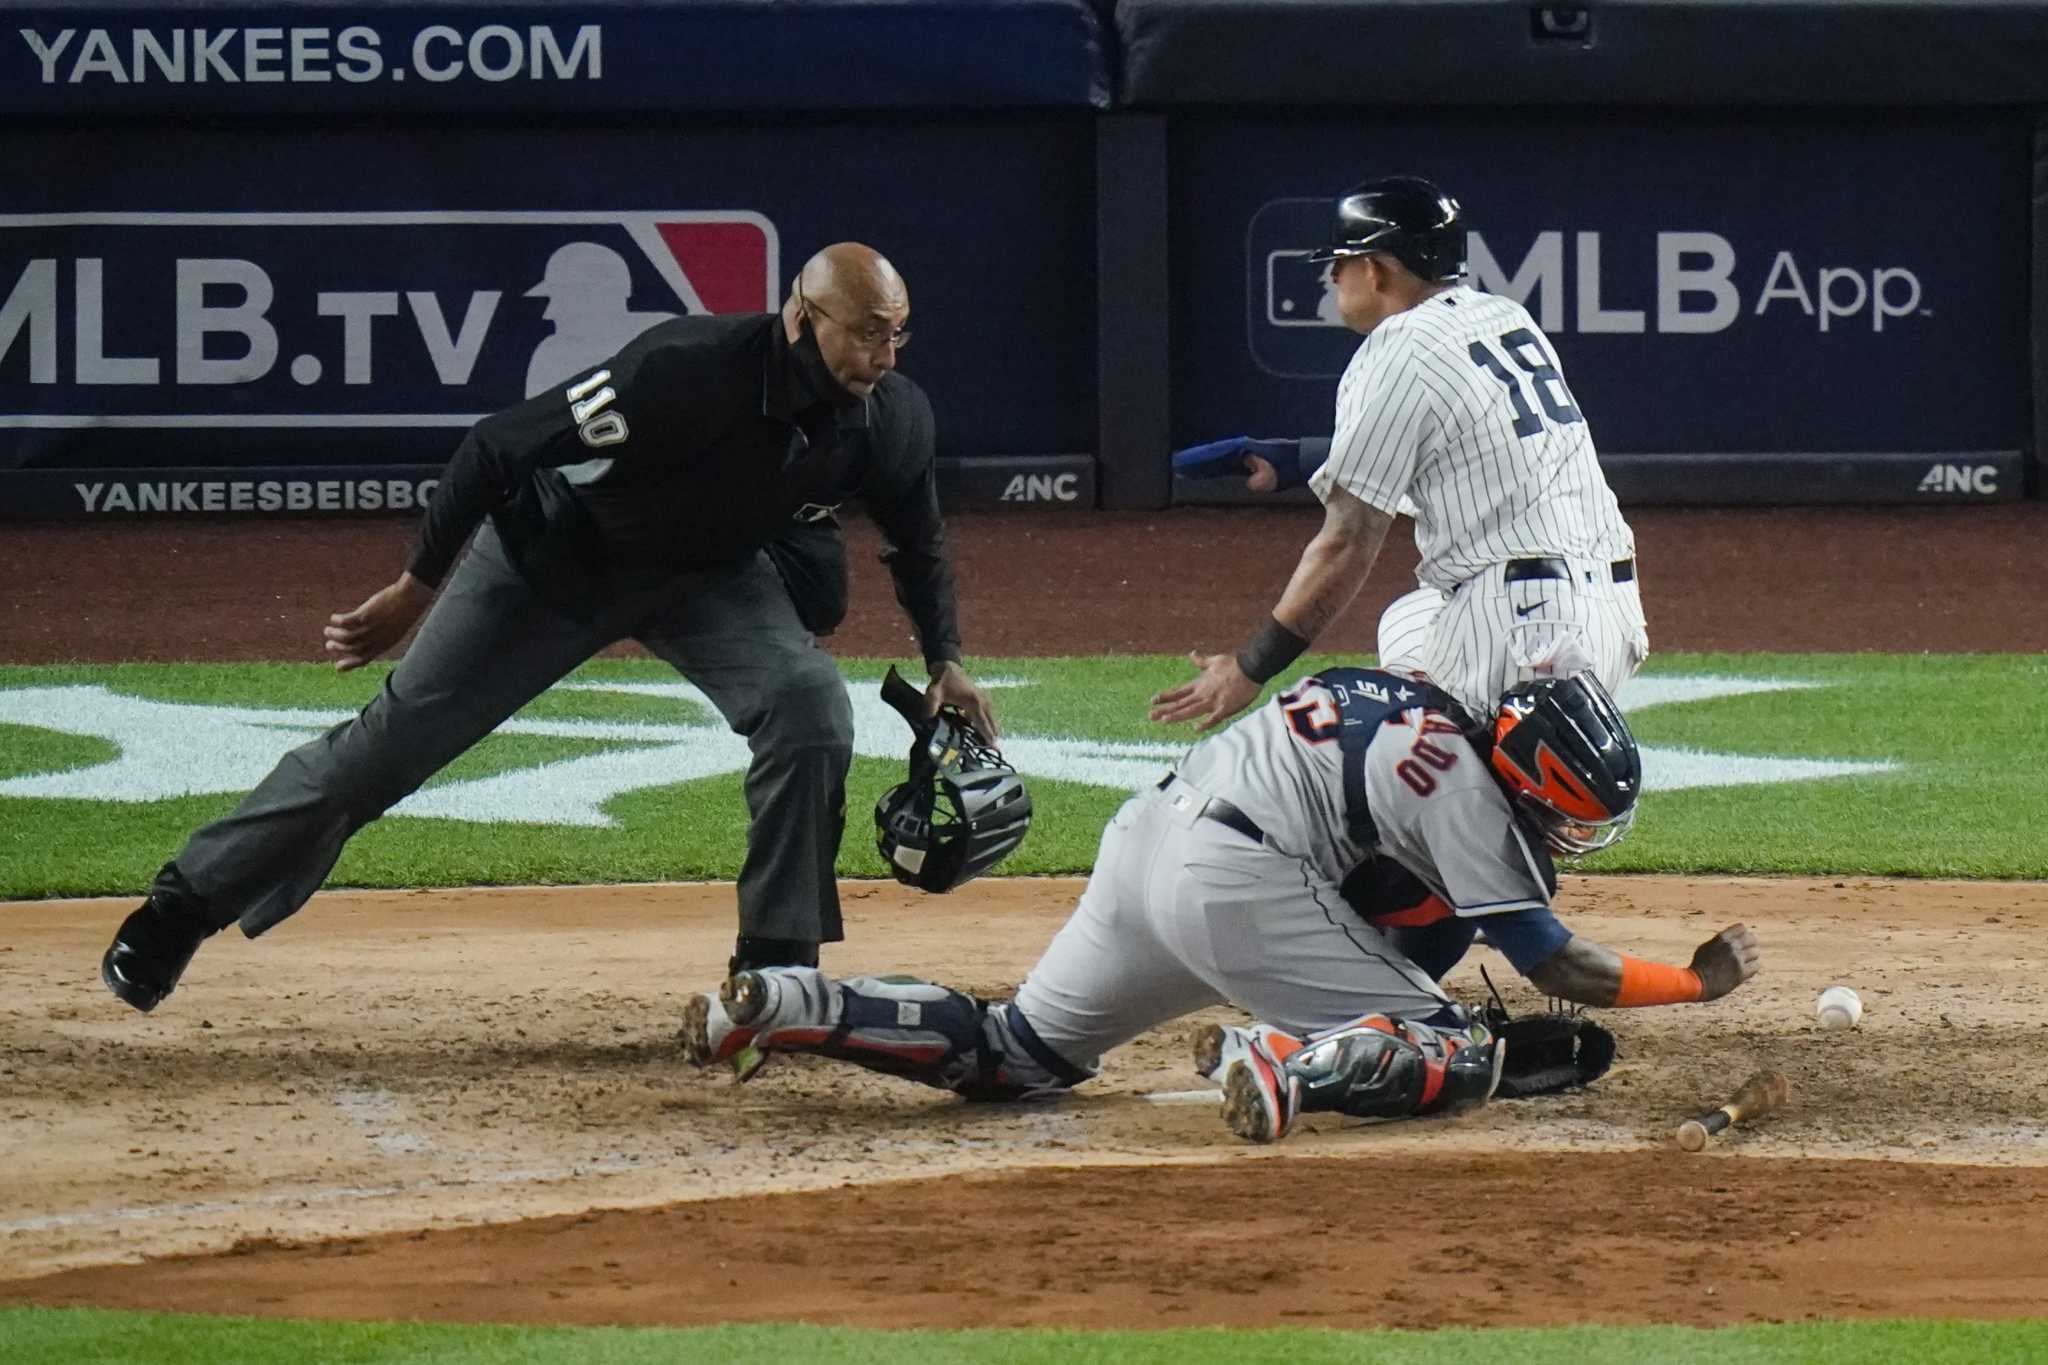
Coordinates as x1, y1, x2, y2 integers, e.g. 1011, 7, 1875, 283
101, 242, 995, 1012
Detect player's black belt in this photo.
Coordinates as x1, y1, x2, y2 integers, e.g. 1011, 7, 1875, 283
1156, 773, 1267, 845
1504, 556, 1635, 584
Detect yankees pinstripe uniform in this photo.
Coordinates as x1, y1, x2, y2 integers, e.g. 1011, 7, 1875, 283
1309, 286, 1647, 716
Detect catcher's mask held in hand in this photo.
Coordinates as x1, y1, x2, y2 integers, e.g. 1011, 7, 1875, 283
874, 666, 1032, 892
1488, 672, 1641, 856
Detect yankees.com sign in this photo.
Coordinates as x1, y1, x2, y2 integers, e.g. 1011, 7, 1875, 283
1178, 116, 2029, 457
0, 211, 778, 469
15, 22, 602, 90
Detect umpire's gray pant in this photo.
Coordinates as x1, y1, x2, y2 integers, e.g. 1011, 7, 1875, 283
172, 524, 852, 945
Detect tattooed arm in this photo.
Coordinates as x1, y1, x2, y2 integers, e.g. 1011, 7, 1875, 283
1148, 485, 1394, 731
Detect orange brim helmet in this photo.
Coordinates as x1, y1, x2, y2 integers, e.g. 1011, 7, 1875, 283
1489, 673, 1641, 856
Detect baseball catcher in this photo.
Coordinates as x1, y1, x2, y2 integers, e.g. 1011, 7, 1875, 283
682, 668, 1760, 1142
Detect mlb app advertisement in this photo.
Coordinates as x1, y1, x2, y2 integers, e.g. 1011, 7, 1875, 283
1174, 115, 2030, 458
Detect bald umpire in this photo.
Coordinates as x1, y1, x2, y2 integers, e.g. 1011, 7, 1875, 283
102, 244, 995, 1013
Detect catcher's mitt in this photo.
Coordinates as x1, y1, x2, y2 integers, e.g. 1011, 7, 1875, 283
1479, 968, 1617, 1099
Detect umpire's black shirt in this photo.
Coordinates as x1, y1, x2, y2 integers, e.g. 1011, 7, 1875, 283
406, 313, 961, 665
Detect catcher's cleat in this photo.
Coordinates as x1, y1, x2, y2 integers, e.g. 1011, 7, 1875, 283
100, 892, 214, 1013
1193, 1021, 1303, 1083
678, 994, 715, 1065
679, 970, 777, 1078
1198, 1024, 1302, 1143
1220, 1039, 1301, 1144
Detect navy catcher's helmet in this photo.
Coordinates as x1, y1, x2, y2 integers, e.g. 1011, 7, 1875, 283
874, 668, 1032, 893
1488, 673, 1640, 856
1308, 174, 1466, 282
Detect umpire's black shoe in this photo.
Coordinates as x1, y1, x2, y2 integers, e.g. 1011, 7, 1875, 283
101, 890, 216, 1013
727, 935, 818, 977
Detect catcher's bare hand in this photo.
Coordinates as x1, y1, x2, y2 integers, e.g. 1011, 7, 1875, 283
1689, 922, 1761, 1001
324, 572, 433, 672
1244, 454, 1279, 494
1148, 651, 1261, 732
926, 661, 998, 741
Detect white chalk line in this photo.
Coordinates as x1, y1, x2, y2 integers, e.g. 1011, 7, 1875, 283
5, 1094, 1222, 1237
0, 1152, 664, 1236
8, 1090, 1229, 1238
331, 1087, 434, 1158
867, 1107, 1087, 1155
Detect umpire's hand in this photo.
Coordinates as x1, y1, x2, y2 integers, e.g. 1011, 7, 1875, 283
926, 661, 998, 741
324, 572, 434, 671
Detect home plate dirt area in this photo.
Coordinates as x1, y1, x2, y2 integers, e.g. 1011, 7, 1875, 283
6, 876, 2048, 1330
4, 505, 2046, 1328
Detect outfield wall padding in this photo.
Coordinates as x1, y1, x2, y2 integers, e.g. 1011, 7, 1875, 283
3, 0, 1112, 116
1118, 0, 2048, 108
1, 0, 2042, 512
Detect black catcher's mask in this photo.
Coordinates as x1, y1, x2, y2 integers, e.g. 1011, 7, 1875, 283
873, 666, 1032, 893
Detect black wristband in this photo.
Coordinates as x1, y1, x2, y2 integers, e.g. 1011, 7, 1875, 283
1235, 614, 1310, 685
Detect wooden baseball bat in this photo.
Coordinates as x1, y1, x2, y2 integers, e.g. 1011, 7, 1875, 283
1675, 1070, 1789, 1151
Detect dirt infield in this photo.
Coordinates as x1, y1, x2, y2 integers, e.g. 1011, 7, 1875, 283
2, 504, 2044, 1330
4, 504, 2044, 664
7, 877, 2048, 1328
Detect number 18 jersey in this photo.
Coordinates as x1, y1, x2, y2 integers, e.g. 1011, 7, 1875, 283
1307, 286, 1634, 593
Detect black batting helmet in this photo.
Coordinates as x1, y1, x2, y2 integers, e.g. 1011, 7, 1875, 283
1308, 174, 1466, 282
1488, 673, 1641, 856
874, 668, 1032, 893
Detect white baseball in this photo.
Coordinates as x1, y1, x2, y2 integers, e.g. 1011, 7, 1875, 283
1816, 985, 1863, 1030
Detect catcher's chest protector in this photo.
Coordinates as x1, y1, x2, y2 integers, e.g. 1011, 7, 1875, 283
1303, 667, 1466, 840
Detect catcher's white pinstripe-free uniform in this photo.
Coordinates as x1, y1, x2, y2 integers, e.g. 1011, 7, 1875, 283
1308, 285, 1647, 715
682, 666, 1702, 1124
1009, 671, 1548, 1062
682, 671, 1538, 1100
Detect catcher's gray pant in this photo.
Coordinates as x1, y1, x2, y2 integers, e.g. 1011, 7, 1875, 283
1010, 780, 1453, 1073
1376, 559, 1648, 718
171, 523, 851, 944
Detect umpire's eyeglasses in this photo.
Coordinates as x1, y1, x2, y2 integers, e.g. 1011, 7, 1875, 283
800, 287, 912, 352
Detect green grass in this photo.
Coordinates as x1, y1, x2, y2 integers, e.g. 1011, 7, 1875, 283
1, 653, 2043, 899
0, 722, 116, 779
1584, 653, 2048, 879
5, 1307, 2048, 1364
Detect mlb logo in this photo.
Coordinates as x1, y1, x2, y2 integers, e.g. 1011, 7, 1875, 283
1243, 197, 1352, 380
0, 210, 780, 437
1263, 250, 1342, 328
511, 213, 780, 398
